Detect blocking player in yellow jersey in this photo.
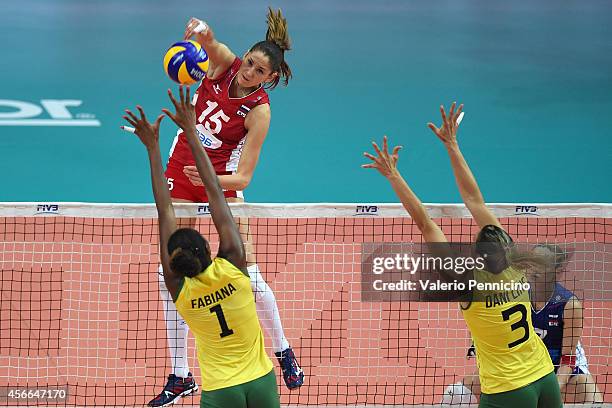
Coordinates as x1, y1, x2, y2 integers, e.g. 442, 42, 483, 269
363, 103, 562, 408
122, 85, 280, 408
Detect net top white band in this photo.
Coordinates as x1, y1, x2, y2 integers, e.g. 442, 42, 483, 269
0, 202, 610, 218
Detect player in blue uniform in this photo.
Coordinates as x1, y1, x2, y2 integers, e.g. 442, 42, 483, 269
529, 244, 603, 404
442, 244, 603, 404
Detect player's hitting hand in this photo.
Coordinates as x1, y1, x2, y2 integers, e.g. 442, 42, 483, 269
361, 135, 403, 178
428, 102, 464, 146
122, 106, 164, 150
184, 17, 213, 44
163, 86, 197, 135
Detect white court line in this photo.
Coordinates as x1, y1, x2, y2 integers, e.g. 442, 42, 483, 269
0, 119, 101, 126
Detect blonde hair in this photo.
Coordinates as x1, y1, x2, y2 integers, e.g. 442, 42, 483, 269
266, 7, 291, 52
250, 7, 293, 89
509, 244, 569, 275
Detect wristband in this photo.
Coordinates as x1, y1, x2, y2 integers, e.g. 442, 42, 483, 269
194, 21, 208, 34
560, 354, 576, 367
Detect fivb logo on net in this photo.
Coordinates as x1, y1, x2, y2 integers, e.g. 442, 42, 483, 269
35, 203, 60, 215
0, 99, 100, 127
197, 205, 210, 215
515, 205, 539, 216
354, 205, 379, 216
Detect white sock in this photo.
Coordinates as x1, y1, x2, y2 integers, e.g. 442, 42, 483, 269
440, 382, 477, 404
158, 266, 190, 378
248, 264, 290, 353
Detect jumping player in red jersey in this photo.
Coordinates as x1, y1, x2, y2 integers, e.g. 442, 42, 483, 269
149, 8, 303, 407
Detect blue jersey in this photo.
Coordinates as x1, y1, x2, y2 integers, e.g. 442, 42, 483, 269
531, 283, 588, 373
469, 282, 590, 374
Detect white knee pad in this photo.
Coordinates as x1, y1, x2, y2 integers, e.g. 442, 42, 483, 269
441, 382, 477, 404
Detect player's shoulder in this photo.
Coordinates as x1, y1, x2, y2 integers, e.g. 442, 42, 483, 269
243, 103, 271, 134
564, 295, 582, 312
550, 282, 578, 304
213, 257, 248, 277
248, 103, 271, 118
213, 256, 239, 269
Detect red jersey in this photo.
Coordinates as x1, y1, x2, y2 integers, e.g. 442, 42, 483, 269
168, 57, 270, 173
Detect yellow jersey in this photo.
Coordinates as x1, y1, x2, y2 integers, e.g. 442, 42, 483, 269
461, 266, 553, 394
175, 257, 273, 391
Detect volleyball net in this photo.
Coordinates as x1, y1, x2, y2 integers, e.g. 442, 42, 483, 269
0, 202, 610, 407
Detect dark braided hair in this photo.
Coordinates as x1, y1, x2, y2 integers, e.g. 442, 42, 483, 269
167, 228, 211, 278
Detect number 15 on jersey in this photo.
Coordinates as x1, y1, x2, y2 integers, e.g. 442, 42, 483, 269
198, 100, 229, 135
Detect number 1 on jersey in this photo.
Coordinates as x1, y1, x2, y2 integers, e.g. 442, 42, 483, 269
210, 304, 234, 338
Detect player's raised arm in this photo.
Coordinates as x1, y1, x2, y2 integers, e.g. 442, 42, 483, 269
362, 136, 447, 243
363, 136, 470, 295
184, 17, 235, 79
121, 107, 183, 295
428, 103, 501, 230
163, 86, 246, 272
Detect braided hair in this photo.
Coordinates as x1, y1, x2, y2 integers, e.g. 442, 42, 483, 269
167, 228, 211, 278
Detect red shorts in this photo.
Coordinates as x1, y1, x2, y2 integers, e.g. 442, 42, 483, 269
164, 161, 241, 203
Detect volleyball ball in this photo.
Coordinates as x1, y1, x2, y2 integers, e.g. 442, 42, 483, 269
163, 40, 209, 85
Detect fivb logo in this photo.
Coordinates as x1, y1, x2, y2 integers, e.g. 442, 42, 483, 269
0, 99, 100, 127
36, 204, 60, 215
354, 205, 379, 216
197, 205, 210, 215
515, 205, 539, 216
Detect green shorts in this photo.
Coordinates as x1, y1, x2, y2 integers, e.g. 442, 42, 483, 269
479, 371, 562, 408
199, 370, 280, 408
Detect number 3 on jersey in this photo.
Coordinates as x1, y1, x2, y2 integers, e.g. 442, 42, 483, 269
502, 304, 530, 348
198, 100, 229, 135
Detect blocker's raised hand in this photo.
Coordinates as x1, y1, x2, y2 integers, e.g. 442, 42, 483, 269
122, 105, 164, 150
162, 86, 196, 134
428, 102, 464, 147
362, 135, 403, 179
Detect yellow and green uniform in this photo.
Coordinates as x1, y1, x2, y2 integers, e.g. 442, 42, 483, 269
462, 266, 553, 394
174, 257, 273, 391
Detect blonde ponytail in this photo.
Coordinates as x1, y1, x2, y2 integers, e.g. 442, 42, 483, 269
266, 7, 291, 52
250, 7, 293, 89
